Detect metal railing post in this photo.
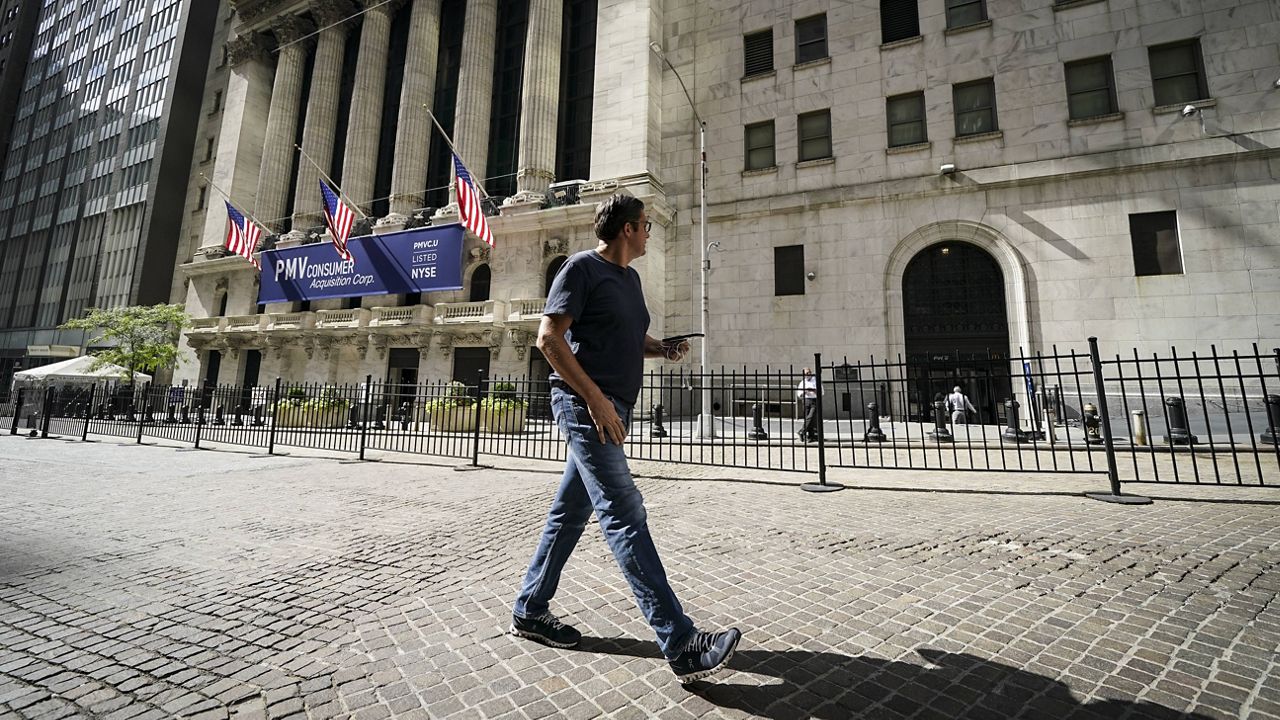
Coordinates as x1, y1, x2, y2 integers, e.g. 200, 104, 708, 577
802, 353, 843, 493
40, 387, 53, 438
1085, 337, 1150, 504
82, 385, 95, 442
358, 375, 372, 460
10, 387, 24, 435
267, 377, 281, 455
193, 386, 205, 449
471, 369, 486, 467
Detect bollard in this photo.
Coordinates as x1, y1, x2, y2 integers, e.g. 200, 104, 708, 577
651, 403, 668, 438
864, 402, 886, 442
195, 403, 206, 425
179, 403, 190, 424
1131, 410, 1147, 446
399, 401, 411, 431
373, 403, 387, 431
747, 402, 768, 440
1163, 396, 1197, 445
1002, 398, 1028, 443
252, 405, 265, 427
347, 402, 360, 429
929, 397, 952, 442
1082, 403, 1103, 445
9, 387, 23, 435
232, 404, 244, 426
1260, 394, 1279, 445
213, 405, 226, 426
165, 404, 177, 423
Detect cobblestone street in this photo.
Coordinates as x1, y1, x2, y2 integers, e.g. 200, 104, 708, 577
0, 435, 1277, 719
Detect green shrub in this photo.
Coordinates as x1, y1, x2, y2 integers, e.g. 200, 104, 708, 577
424, 381, 474, 414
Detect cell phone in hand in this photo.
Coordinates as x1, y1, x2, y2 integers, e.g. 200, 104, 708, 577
660, 333, 705, 346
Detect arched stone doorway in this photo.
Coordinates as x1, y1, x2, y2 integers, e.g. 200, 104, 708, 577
902, 241, 1011, 422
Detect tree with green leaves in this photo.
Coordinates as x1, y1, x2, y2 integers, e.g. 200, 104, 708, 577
58, 304, 192, 387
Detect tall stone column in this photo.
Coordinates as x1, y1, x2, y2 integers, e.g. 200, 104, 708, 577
434, 0, 496, 219
386, 0, 442, 220
200, 32, 273, 252
256, 15, 314, 234
506, 0, 562, 207
341, 1, 396, 216
289, 0, 354, 235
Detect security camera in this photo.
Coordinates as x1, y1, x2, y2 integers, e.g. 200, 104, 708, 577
939, 163, 956, 175
1181, 104, 1198, 118
1274, 77, 1280, 88
806, 271, 816, 281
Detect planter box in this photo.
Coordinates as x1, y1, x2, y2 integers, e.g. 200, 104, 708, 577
430, 405, 476, 433
481, 406, 527, 434
274, 403, 349, 428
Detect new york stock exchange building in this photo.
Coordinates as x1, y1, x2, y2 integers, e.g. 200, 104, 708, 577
174, 0, 1280, 405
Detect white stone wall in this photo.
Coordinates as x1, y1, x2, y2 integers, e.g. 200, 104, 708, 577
656, 0, 1280, 368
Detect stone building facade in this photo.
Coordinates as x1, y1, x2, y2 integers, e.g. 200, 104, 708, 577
176, 0, 1280, 401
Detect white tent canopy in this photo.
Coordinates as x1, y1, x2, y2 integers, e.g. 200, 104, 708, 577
13, 356, 151, 385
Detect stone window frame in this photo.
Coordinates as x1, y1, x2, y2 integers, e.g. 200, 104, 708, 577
1148, 39, 1209, 108
945, 0, 986, 30
743, 29, 774, 79
886, 92, 927, 148
797, 109, 832, 163
744, 120, 776, 171
953, 77, 998, 138
1129, 210, 1184, 277
1064, 55, 1118, 120
794, 13, 828, 65
774, 244, 805, 296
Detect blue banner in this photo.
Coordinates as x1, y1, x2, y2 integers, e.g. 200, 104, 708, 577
258, 224, 465, 304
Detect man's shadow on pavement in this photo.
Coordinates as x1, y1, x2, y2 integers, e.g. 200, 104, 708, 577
576, 637, 1211, 720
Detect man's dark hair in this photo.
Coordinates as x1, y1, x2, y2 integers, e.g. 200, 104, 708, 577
594, 194, 645, 242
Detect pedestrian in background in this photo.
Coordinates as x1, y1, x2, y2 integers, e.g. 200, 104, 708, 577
796, 368, 820, 442
947, 385, 977, 425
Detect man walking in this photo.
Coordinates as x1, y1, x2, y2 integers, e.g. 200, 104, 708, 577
510, 194, 741, 684
796, 368, 820, 442
947, 385, 978, 425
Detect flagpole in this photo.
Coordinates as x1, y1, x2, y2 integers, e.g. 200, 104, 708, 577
293, 144, 370, 219
422, 104, 489, 199
199, 173, 272, 231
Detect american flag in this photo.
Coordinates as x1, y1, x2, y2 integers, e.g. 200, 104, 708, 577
453, 153, 494, 247
223, 201, 262, 269
319, 180, 355, 261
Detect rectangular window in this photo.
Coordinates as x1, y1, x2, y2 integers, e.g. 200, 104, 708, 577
744, 29, 773, 78
1064, 56, 1117, 119
953, 78, 997, 136
1129, 211, 1183, 276
946, 0, 985, 28
1149, 40, 1208, 107
202, 136, 214, 161
886, 92, 926, 147
795, 14, 827, 64
744, 120, 775, 170
209, 89, 221, 114
797, 109, 832, 162
881, 0, 920, 44
774, 245, 805, 296
195, 184, 206, 210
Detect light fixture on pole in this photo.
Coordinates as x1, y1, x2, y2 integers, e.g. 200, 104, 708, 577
650, 41, 717, 438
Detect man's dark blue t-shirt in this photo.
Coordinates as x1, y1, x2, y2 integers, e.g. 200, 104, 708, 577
544, 250, 650, 406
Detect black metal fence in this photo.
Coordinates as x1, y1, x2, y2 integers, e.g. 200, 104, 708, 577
5, 339, 1279, 491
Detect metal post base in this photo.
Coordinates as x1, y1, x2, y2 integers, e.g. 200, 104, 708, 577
801, 482, 845, 493
929, 430, 953, 442
1085, 492, 1152, 505
864, 429, 886, 442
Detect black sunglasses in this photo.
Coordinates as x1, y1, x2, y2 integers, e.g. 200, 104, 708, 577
631, 220, 652, 232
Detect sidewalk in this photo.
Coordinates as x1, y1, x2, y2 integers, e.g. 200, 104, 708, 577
0, 435, 1276, 719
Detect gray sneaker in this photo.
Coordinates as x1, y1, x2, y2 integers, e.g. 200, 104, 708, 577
509, 612, 582, 649
668, 628, 742, 683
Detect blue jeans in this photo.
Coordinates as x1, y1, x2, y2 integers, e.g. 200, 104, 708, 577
513, 387, 695, 658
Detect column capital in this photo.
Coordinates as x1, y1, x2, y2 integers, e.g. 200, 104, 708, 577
226, 32, 271, 67
270, 14, 316, 46
358, 0, 404, 16
310, 0, 357, 28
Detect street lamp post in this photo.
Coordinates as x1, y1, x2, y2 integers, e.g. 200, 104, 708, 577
650, 42, 718, 438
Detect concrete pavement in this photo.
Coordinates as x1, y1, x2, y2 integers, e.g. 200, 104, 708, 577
0, 435, 1277, 719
